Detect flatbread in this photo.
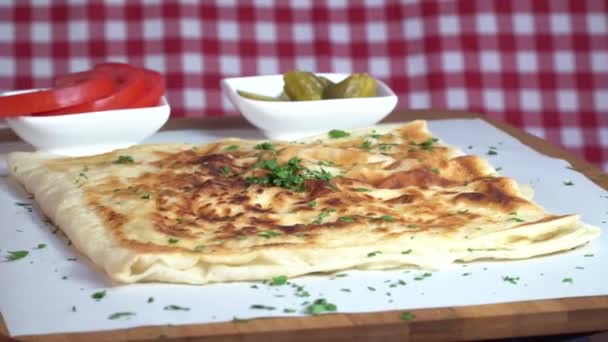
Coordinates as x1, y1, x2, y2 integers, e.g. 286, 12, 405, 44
7, 120, 600, 284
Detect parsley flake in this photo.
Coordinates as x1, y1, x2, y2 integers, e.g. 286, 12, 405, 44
5, 250, 28, 262
328, 129, 350, 139
401, 249, 412, 254
339, 216, 356, 222
361, 140, 372, 151
112, 155, 134, 164
147, 297, 154, 303
91, 290, 106, 301
562, 277, 573, 284
168, 238, 179, 244
258, 230, 281, 238
250, 304, 276, 310
355, 187, 371, 192
502, 276, 520, 284
563, 181, 574, 186
487, 150, 498, 156
219, 166, 231, 175
164, 305, 190, 311
223, 145, 240, 151
367, 251, 382, 257
431, 168, 440, 174
270, 275, 288, 286
380, 215, 394, 222
400, 311, 414, 320
255, 142, 276, 151
35, 243, 46, 249
307, 200, 317, 207
108, 312, 135, 320
306, 298, 337, 315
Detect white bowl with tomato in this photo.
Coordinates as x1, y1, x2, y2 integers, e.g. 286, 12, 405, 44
1, 63, 170, 156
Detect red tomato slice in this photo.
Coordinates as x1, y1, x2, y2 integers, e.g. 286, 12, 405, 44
127, 69, 165, 108
0, 71, 116, 117
40, 63, 147, 115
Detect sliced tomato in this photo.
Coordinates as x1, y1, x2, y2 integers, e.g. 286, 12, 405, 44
0, 71, 116, 117
127, 69, 164, 108
40, 63, 147, 115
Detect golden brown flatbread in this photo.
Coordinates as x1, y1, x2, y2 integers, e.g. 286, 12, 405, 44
7, 121, 599, 284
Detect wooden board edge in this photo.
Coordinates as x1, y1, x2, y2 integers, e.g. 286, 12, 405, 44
4, 296, 608, 341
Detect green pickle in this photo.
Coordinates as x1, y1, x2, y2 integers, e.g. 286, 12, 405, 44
237, 72, 378, 102
283, 71, 326, 101
237, 90, 281, 102
323, 73, 377, 99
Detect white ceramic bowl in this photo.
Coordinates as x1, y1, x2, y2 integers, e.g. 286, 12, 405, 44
5, 91, 170, 156
221, 73, 398, 140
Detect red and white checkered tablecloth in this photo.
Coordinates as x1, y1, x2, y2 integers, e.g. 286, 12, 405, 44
0, 0, 607, 170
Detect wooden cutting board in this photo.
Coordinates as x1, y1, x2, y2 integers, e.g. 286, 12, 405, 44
1, 110, 607, 342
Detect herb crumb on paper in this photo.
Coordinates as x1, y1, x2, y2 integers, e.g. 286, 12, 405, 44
4, 250, 28, 262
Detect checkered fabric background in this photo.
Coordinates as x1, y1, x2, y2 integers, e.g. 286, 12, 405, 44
0, 0, 607, 170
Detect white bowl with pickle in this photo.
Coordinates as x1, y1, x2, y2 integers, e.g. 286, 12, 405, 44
221, 72, 398, 140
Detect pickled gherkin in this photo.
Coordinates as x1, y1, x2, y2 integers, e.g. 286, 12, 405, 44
236, 71, 378, 101
283, 71, 326, 101
323, 73, 376, 99
236, 90, 281, 102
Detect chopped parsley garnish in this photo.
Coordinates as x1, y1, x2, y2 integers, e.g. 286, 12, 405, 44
431, 168, 440, 174
340, 288, 351, 292
250, 304, 276, 310
457, 209, 469, 214
168, 238, 179, 244
369, 132, 383, 139
584, 254, 594, 257
339, 216, 356, 222
194, 245, 205, 252
108, 312, 136, 320
258, 230, 281, 238
407, 224, 417, 228
15, 202, 33, 212
328, 129, 350, 139
176, 217, 184, 223
562, 277, 573, 284
487, 150, 498, 156
270, 275, 288, 286
5, 250, 28, 262
147, 297, 154, 303
164, 305, 190, 311
400, 311, 414, 320
563, 181, 574, 186
502, 276, 520, 284
380, 215, 394, 222
246, 157, 305, 192
462, 272, 471, 276
223, 145, 240, 151
495, 167, 503, 171
255, 142, 276, 151
361, 140, 372, 151
71, 306, 77, 312
283, 308, 297, 313
35, 243, 46, 249
410, 137, 439, 151
219, 166, 231, 175
508, 217, 525, 222
367, 286, 376, 291
367, 251, 382, 257
307, 200, 317, 207
355, 187, 371, 192
401, 249, 412, 254
112, 155, 134, 164
306, 298, 337, 315
313, 210, 334, 224
318, 160, 335, 167
141, 194, 151, 200
91, 290, 106, 301
232, 316, 249, 323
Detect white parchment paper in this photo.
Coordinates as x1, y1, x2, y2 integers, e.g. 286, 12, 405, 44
0, 119, 606, 337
